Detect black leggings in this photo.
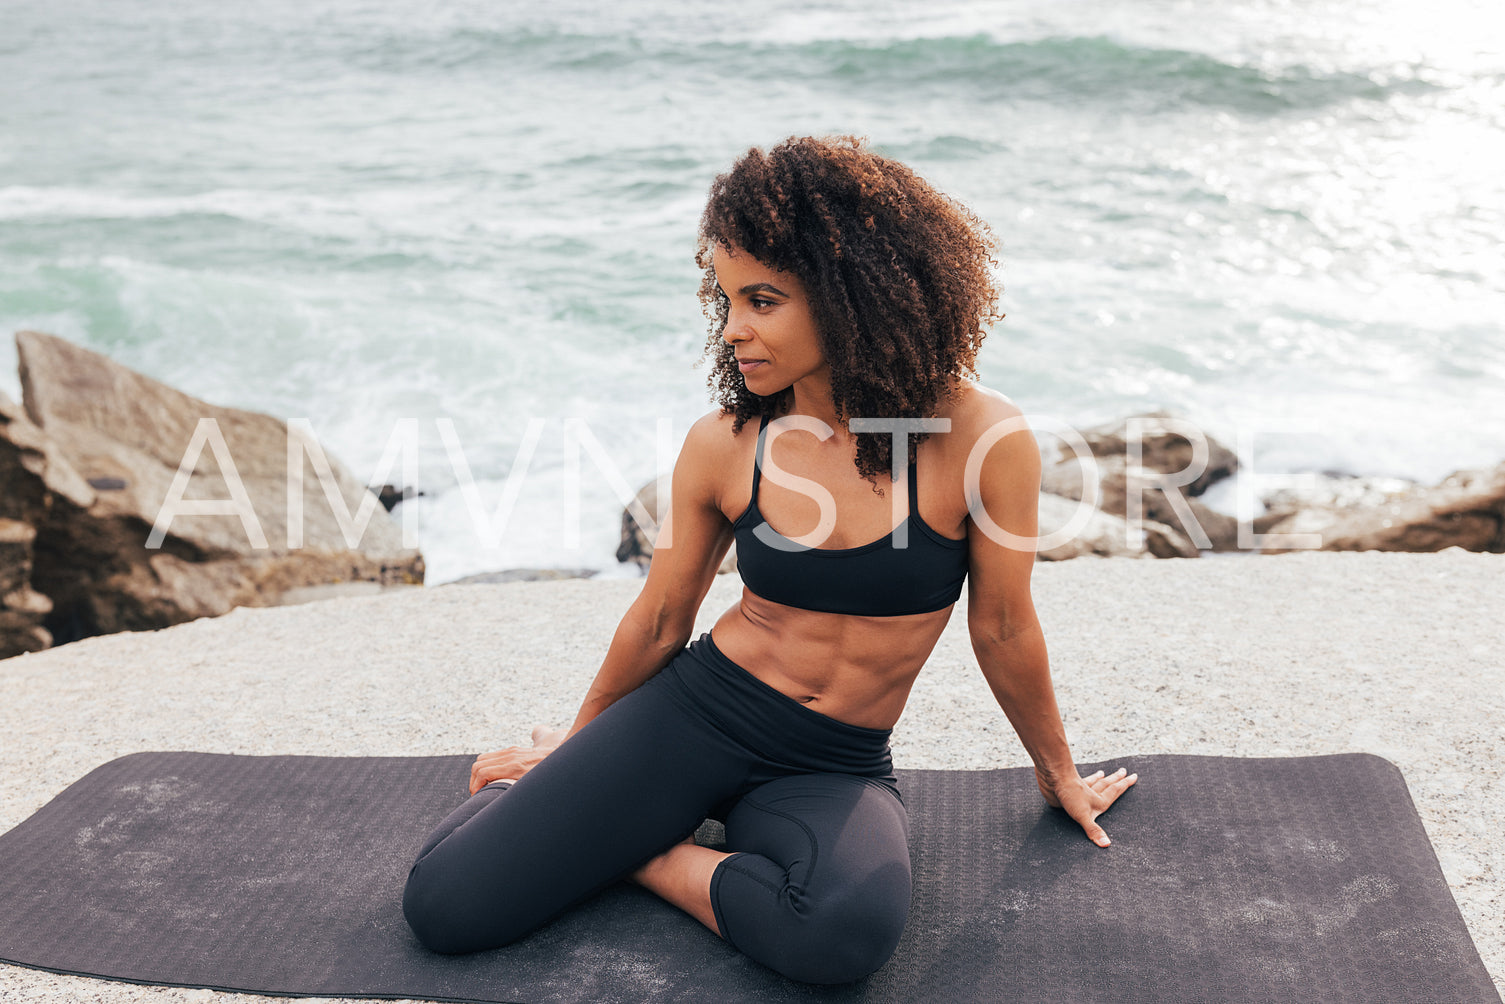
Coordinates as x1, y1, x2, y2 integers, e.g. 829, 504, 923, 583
402, 631, 911, 985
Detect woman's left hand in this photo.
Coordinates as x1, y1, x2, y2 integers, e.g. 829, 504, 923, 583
1035, 766, 1138, 847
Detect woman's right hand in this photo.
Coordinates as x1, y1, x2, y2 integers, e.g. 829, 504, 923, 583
468, 726, 571, 795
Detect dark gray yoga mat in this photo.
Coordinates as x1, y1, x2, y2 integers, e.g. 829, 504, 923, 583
0, 752, 1497, 1004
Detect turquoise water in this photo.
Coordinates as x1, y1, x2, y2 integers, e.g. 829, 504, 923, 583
2, 0, 1501, 580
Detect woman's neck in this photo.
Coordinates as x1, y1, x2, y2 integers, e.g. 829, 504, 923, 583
786, 376, 846, 439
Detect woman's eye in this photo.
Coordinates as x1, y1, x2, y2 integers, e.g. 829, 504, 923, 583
750, 297, 775, 309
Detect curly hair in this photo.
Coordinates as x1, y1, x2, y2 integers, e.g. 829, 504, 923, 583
695, 135, 1003, 490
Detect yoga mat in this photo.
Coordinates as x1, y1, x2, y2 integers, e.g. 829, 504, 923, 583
0, 752, 1497, 1004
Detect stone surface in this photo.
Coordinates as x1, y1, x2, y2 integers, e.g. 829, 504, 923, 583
1262, 460, 1505, 554
5, 331, 425, 647
275, 582, 422, 605
0, 550, 1498, 1004
447, 568, 601, 585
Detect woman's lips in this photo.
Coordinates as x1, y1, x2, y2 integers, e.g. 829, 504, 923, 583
737, 359, 766, 373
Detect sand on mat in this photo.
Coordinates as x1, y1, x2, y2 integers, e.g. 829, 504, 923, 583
0, 549, 1500, 1003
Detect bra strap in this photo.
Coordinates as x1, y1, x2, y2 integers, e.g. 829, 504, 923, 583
750, 413, 771, 504
907, 451, 920, 518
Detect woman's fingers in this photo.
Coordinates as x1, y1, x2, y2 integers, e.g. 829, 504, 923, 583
1076, 768, 1139, 846
1091, 769, 1138, 808
1087, 767, 1134, 792
469, 747, 529, 795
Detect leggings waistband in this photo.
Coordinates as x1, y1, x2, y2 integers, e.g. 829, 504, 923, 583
660, 632, 895, 778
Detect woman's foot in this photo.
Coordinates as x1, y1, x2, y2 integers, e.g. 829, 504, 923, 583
627, 831, 729, 936
629, 831, 698, 886
531, 724, 569, 747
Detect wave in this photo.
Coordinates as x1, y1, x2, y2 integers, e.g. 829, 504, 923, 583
0, 186, 354, 224
334, 24, 1442, 115
784, 33, 1442, 114
0, 186, 461, 247
343, 25, 647, 74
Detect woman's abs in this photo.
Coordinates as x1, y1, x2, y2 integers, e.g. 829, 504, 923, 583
708, 588, 953, 731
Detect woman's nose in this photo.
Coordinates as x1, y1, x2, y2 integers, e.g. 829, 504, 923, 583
722, 315, 752, 344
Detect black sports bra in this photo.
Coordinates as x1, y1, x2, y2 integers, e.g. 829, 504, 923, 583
731, 413, 969, 616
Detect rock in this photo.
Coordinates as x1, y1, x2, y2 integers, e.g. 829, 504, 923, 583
1035, 493, 1196, 561
616, 477, 662, 568
1141, 520, 1201, 559
1040, 411, 1239, 554
1261, 461, 1505, 554
0, 517, 52, 658
1043, 453, 1235, 552
6, 331, 425, 645
376, 483, 425, 512
1063, 410, 1238, 498
0, 389, 82, 658
618, 477, 739, 574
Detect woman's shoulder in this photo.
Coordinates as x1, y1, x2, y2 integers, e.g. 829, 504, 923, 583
938, 379, 1029, 444
678, 407, 762, 523
683, 407, 760, 451
678, 407, 761, 476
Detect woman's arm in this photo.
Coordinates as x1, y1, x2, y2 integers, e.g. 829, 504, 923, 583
564, 410, 736, 734
961, 393, 1137, 845
468, 410, 736, 793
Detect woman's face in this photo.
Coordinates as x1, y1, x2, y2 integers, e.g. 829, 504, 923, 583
712, 243, 829, 397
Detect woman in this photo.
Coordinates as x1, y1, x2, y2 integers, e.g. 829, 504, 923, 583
402, 135, 1137, 985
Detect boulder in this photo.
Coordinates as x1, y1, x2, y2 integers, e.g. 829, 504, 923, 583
1039, 411, 1240, 554
1035, 493, 1197, 561
1043, 453, 1235, 552
1260, 461, 1505, 554
7, 331, 424, 645
1064, 410, 1238, 498
618, 477, 739, 575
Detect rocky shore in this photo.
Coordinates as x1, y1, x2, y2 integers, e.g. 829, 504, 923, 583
5, 330, 1502, 661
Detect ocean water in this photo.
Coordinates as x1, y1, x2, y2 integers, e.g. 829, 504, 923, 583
2, 0, 1501, 581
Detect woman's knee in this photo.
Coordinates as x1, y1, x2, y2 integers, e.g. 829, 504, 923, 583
759, 866, 911, 984
402, 850, 533, 955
